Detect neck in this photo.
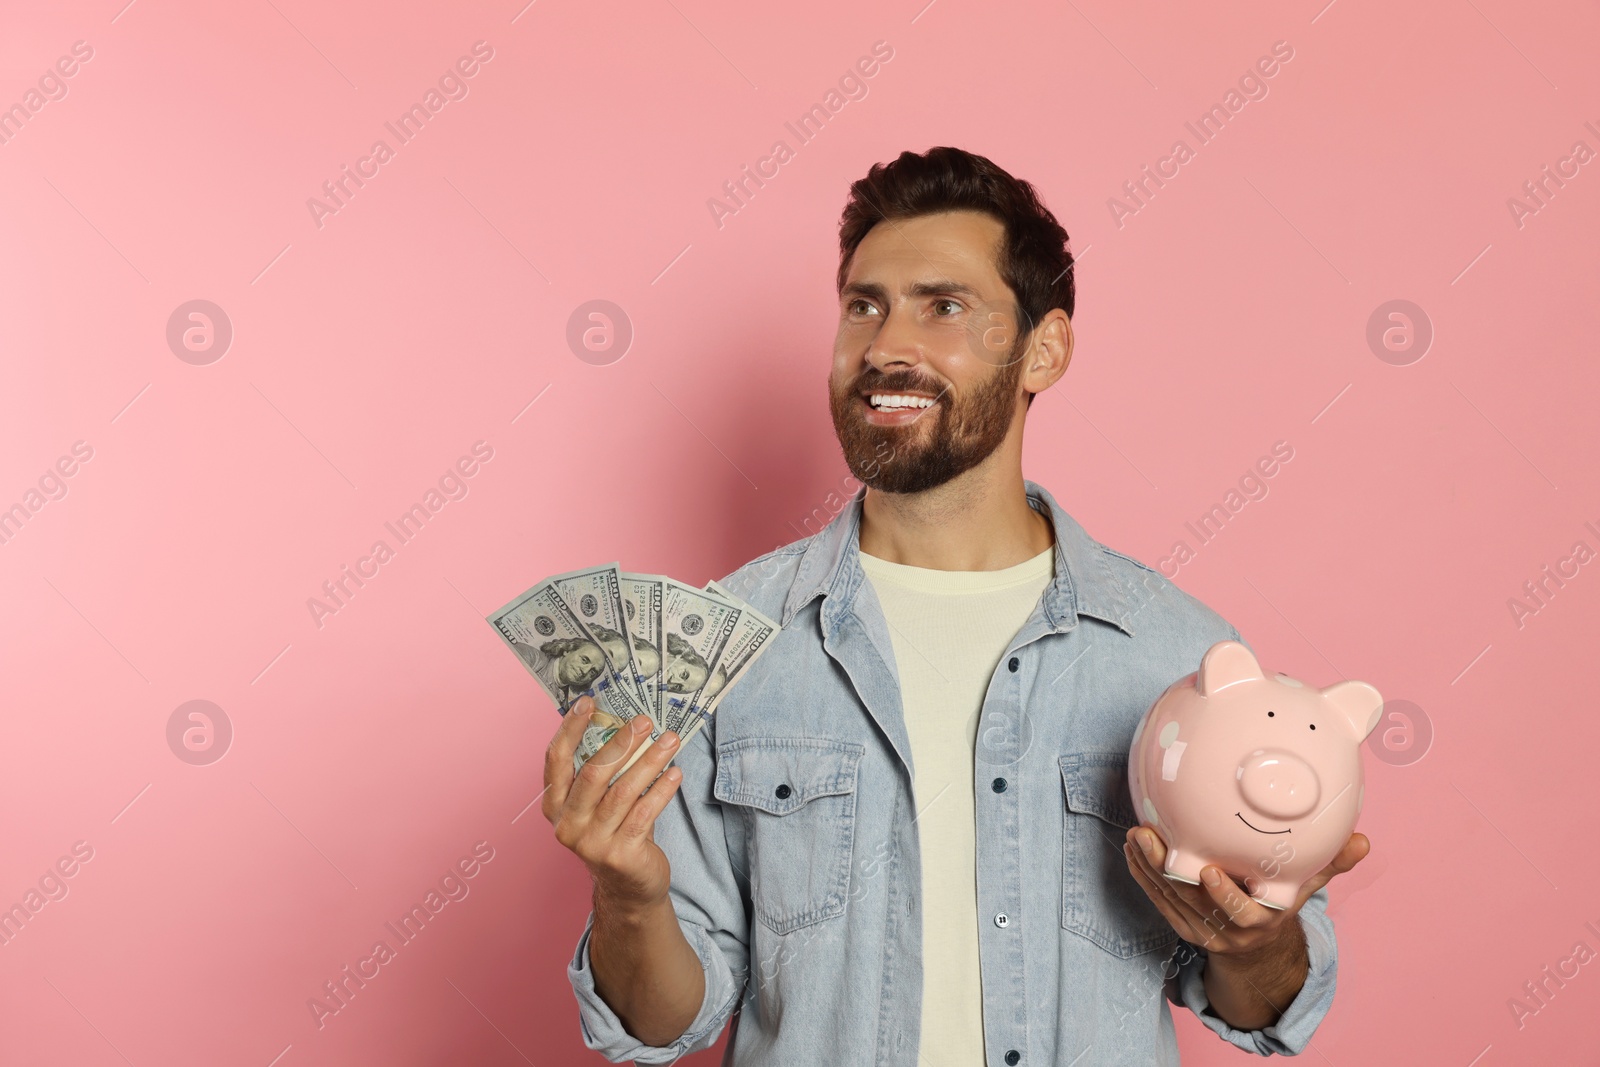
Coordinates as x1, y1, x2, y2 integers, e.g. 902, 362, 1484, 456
857, 453, 1054, 571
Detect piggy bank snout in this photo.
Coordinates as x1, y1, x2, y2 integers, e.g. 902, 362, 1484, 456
1238, 750, 1320, 819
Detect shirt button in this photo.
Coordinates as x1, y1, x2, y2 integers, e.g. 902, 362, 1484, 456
1007, 656, 1019, 673
1005, 1051, 1021, 1065
774, 784, 791, 799
994, 913, 1010, 928
992, 777, 1007, 793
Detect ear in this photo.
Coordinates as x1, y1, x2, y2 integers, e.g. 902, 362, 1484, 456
1021, 308, 1072, 400
1321, 680, 1385, 742
1196, 640, 1264, 697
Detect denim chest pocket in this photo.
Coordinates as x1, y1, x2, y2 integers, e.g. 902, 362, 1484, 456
714, 737, 864, 936
1059, 753, 1179, 958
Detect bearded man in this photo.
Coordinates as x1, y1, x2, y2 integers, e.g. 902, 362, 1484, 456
542, 146, 1366, 1066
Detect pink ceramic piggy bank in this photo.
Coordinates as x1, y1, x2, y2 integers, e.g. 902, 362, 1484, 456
1128, 640, 1384, 910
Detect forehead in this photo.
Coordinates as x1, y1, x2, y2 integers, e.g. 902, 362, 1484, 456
845, 210, 1007, 293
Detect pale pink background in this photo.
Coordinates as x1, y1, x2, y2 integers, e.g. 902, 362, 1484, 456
2, 0, 1596, 1063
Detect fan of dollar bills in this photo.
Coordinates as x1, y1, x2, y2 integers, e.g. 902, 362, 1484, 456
488, 563, 778, 776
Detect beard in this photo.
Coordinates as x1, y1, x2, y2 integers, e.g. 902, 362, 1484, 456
829, 336, 1027, 495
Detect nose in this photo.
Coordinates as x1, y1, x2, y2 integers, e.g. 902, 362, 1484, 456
1238, 750, 1320, 819
866, 306, 925, 372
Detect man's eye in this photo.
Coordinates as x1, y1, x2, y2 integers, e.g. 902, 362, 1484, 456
847, 299, 878, 316
933, 299, 963, 316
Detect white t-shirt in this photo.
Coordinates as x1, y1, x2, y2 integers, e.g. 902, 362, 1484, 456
858, 545, 1055, 1067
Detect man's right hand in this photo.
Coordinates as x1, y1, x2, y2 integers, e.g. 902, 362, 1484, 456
542, 697, 684, 910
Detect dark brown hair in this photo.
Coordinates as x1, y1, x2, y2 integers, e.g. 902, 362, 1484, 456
836, 147, 1075, 406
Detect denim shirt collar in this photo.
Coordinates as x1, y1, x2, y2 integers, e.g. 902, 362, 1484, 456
779, 479, 1136, 639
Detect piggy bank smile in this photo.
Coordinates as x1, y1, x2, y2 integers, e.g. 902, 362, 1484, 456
1234, 812, 1292, 835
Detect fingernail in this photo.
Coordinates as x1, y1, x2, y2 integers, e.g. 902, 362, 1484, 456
631, 716, 649, 732
658, 732, 679, 750
1202, 867, 1222, 887
1137, 832, 1152, 855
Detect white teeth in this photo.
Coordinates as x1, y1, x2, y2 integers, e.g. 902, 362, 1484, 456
869, 393, 934, 410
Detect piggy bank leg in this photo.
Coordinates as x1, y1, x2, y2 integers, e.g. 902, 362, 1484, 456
1245, 877, 1296, 911
1163, 848, 1206, 887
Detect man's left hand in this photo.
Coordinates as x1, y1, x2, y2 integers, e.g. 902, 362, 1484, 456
1122, 826, 1369, 959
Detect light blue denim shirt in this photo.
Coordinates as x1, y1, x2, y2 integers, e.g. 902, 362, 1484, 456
568, 480, 1338, 1065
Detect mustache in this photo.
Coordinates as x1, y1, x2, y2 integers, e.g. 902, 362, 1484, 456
850, 372, 950, 397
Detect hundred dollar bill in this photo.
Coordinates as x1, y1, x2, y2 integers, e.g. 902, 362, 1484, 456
674, 580, 780, 745
546, 562, 654, 722
658, 577, 744, 737
487, 581, 659, 778
699, 581, 737, 607
699, 579, 777, 716
618, 572, 666, 720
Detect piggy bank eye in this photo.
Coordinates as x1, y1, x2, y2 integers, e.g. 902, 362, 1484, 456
1309, 723, 1316, 730
1267, 711, 1274, 717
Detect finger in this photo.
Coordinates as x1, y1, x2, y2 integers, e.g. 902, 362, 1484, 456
1195, 864, 1276, 934
581, 711, 657, 777
1125, 827, 1251, 937
1333, 832, 1371, 872
592, 728, 683, 833
1122, 829, 1209, 937
1124, 827, 1181, 899
1123, 841, 1204, 945
1293, 832, 1371, 909
1126, 827, 1197, 903
618, 765, 684, 841
541, 696, 597, 822
1126, 825, 1165, 869
565, 713, 655, 815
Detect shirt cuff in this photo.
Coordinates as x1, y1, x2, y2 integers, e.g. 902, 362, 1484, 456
1170, 911, 1337, 1056
567, 910, 742, 1064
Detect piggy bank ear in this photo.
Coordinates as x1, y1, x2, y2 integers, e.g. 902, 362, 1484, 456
1197, 640, 1265, 697
1320, 680, 1385, 741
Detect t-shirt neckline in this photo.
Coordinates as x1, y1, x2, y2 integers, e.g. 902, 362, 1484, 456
857, 544, 1054, 594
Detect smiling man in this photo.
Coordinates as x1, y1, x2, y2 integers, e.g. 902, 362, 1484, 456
545, 146, 1367, 1065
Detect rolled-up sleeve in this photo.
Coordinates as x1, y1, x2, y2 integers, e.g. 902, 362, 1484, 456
566, 724, 750, 1063
1167, 884, 1338, 1056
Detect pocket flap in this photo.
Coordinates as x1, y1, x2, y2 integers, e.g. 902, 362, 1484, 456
714, 737, 863, 815
1059, 752, 1139, 829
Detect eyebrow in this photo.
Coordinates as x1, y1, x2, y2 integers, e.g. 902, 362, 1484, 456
841, 278, 987, 304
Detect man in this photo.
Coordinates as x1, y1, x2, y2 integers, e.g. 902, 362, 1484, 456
543, 147, 1368, 1065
